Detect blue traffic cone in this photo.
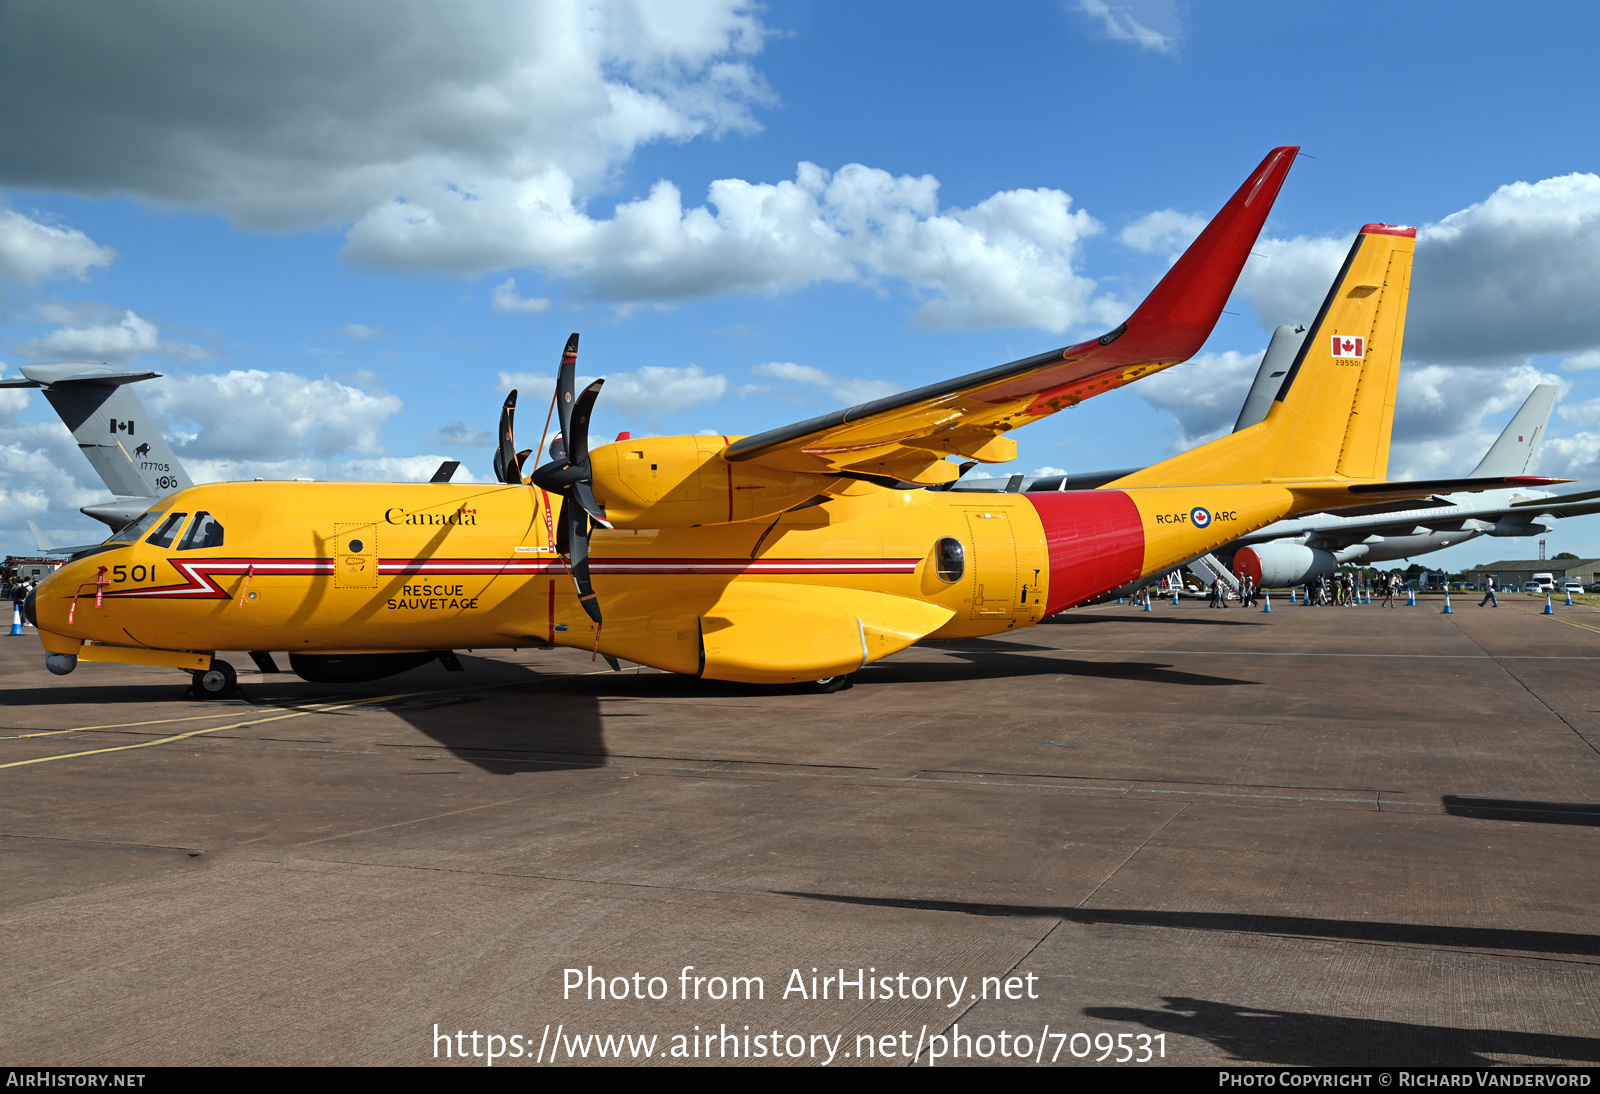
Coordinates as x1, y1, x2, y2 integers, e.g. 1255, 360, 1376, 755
1407, 588, 1415, 606
1262, 589, 1272, 613
1442, 590, 1452, 614
1289, 586, 1297, 603
1566, 588, 1575, 607
1117, 597, 1123, 604
1544, 592, 1555, 615
1173, 587, 1180, 607
1143, 591, 1153, 612
9, 603, 22, 636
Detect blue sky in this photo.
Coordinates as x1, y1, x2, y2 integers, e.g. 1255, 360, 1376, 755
2, 0, 1597, 568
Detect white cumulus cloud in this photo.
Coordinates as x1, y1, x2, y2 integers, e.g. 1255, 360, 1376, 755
1076, 0, 1180, 53
0, 208, 117, 284
1, 0, 772, 229
491, 278, 552, 314
0, 3, 1126, 332
144, 369, 403, 461
346, 162, 1116, 331
19, 309, 159, 362
497, 363, 728, 422
1385, 362, 1564, 479
751, 361, 900, 406
1238, 174, 1600, 362
1119, 209, 1207, 255
1131, 349, 1265, 451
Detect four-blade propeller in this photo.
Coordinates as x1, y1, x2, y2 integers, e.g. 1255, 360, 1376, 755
509, 333, 608, 624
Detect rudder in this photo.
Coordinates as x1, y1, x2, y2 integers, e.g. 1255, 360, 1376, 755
1266, 224, 1415, 481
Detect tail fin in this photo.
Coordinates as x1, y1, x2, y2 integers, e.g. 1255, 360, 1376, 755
1111, 223, 1416, 490
1468, 383, 1558, 477
0, 362, 193, 528
1267, 224, 1415, 481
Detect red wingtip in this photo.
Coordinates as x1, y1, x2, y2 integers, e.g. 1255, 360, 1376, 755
1360, 223, 1417, 238
1110, 146, 1299, 363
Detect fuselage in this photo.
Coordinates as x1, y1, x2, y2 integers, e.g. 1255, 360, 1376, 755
35, 476, 1297, 683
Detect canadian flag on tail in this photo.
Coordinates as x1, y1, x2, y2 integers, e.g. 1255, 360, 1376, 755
1330, 335, 1365, 359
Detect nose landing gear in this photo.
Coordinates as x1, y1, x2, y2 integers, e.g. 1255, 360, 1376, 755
190, 658, 238, 700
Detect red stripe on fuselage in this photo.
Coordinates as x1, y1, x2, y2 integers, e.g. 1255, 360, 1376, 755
1023, 491, 1145, 615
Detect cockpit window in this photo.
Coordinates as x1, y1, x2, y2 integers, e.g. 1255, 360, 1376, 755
145, 512, 189, 549
177, 512, 225, 551
104, 511, 164, 546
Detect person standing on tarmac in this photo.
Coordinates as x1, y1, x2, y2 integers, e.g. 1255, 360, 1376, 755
1479, 574, 1499, 608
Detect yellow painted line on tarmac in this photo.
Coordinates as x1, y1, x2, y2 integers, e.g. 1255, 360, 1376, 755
2, 710, 259, 741
0, 664, 627, 771
0, 693, 413, 771
1504, 603, 1600, 637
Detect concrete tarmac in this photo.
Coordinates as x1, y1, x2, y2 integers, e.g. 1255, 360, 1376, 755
3, 593, 1599, 1067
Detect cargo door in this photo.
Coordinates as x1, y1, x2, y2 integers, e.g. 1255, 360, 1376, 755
963, 509, 1020, 621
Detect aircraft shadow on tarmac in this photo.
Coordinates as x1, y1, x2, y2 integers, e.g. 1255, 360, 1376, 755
1441, 795, 1600, 827
775, 892, 1600, 961
6, 641, 1253, 775
863, 643, 1258, 688
1081, 996, 1600, 1067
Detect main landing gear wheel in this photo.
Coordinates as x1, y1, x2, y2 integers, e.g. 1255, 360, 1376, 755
191, 659, 238, 700
801, 675, 850, 694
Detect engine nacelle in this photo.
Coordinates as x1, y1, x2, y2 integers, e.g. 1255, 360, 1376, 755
588, 436, 837, 529
1233, 543, 1336, 587
1488, 519, 1551, 538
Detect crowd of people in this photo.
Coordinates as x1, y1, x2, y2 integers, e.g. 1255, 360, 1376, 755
1204, 569, 1409, 609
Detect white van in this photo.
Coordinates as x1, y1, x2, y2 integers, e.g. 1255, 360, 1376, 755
1532, 572, 1556, 591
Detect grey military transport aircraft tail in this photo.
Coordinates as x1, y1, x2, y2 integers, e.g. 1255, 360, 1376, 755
0, 362, 193, 533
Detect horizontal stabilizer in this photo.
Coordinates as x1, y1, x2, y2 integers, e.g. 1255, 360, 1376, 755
1308, 495, 1454, 518
0, 362, 162, 388
1294, 475, 1571, 509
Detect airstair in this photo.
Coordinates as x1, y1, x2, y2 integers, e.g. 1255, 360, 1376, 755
1187, 553, 1240, 596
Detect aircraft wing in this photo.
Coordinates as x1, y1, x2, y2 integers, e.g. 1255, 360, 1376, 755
1507, 485, 1600, 519
723, 146, 1299, 486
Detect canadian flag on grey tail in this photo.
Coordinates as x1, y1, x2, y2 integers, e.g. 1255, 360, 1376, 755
1330, 335, 1365, 359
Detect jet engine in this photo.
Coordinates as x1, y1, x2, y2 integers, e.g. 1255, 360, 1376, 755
1233, 543, 1336, 587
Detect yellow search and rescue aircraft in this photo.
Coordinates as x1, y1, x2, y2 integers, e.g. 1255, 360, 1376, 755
26, 148, 1565, 698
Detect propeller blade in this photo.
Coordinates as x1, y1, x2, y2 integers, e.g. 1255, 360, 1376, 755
555, 494, 572, 556
563, 501, 603, 624
572, 479, 611, 526
568, 379, 604, 466
555, 333, 579, 442
494, 390, 519, 484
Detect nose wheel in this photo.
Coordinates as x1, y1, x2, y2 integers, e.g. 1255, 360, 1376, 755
190, 659, 238, 700
801, 675, 850, 694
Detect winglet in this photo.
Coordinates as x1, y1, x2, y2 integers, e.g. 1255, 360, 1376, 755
1109, 146, 1297, 364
